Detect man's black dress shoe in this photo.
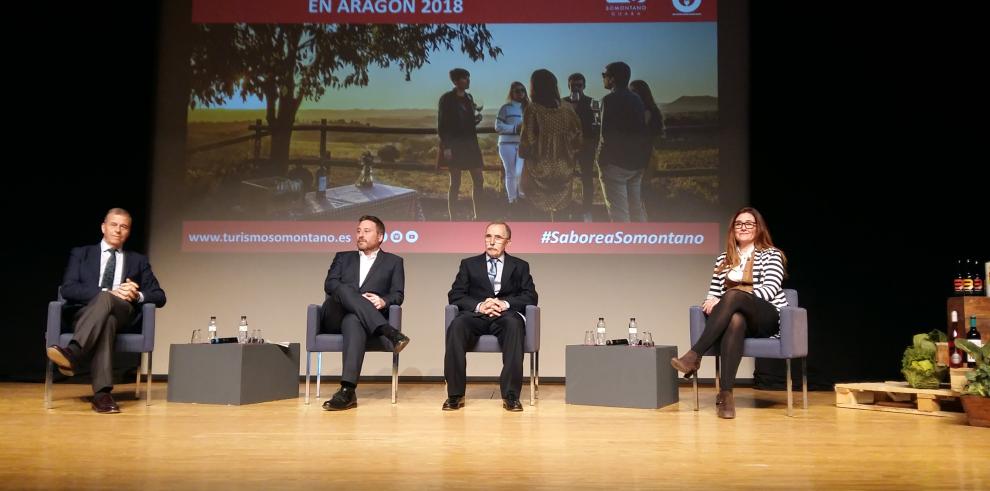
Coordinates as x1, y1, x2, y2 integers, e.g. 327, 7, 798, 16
92, 392, 120, 414
502, 393, 523, 412
442, 395, 464, 411
322, 386, 357, 411
47, 345, 77, 376
388, 332, 411, 353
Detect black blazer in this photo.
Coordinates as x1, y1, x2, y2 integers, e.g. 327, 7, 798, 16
448, 253, 537, 315
562, 93, 596, 140
437, 89, 484, 168
324, 250, 405, 309
60, 244, 166, 308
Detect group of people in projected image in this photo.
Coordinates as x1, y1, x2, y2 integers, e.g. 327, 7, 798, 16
437, 61, 665, 222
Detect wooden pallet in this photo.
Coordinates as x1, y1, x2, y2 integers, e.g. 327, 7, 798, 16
834, 381, 964, 418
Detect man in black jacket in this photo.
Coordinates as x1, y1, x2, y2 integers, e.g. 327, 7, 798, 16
596, 61, 648, 222
320, 215, 408, 411
443, 221, 537, 412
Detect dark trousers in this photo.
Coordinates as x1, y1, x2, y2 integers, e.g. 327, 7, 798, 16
444, 311, 525, 399
578, 140, 598, 214
71, 292, 134, 393
690, 289, 780, 391
320, 285, 390, 386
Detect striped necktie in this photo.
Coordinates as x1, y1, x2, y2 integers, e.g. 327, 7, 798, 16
488, 258, 498, 289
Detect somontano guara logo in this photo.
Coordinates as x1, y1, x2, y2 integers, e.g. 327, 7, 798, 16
605, 0, 647, 18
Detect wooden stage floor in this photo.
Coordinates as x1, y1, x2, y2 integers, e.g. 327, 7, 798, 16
1, 382, 986, 490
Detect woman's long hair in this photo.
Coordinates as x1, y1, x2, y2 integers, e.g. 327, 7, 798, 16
505, 81, 529, 110
630, 79, 662, 120
529, 69, 561, 108
717, 207, 787, 273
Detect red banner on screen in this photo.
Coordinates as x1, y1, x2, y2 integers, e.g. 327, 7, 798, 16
182, 221, 720, 254
192, 0, 716, 24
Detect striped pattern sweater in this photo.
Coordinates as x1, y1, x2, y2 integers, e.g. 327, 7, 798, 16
707, 247, 788, 311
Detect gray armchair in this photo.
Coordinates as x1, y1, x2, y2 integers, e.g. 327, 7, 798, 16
44, 289, 157, 409
688, 288, 808, 416
444, 304, 541, 405
304, 303, 402, 404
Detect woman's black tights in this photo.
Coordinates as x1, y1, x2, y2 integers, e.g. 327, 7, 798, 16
690, 289, 779, 390
449, 168, 484, 220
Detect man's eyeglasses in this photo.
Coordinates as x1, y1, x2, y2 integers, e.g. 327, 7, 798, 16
485, 234, 509, 243
733, 221, 757, 230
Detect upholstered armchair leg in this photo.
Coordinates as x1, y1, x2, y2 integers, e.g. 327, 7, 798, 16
391, 353, 399, 405
785, 358, 794, 416
316, 353, 323, 398
305, 352, 312, 405
44, 360, 54, 409
145, 352, 153, 406
535, 352, 540, 400
529, 353, 536, 406
135, 354, 143, 399
692, 371, 699, 411
802, 357, 808, 410
714, 356, 721, 393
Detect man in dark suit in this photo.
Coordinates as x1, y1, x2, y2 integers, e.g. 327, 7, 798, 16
46, 208, 166, 414
321, 215, 409, 411
443, 221, 537, 412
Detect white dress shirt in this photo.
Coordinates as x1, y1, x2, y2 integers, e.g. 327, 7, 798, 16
359, 248, 379, 287
99, 240, 144, 302
489, 255, 505, 294
476, 255, 510, 313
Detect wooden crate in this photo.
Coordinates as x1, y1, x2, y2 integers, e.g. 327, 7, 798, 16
946, 296, 990, 343
834, 381, 964, 418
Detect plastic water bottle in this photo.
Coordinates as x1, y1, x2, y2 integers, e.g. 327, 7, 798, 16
596, 317, 607, 345
238, 316, 249, 344
628, 317, 638, 346
207, 316, 218, 343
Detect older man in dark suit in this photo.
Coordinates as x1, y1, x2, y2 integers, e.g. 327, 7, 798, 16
443, 221, 538, 412
320, 215, 409, 411
46, 208, 166, 414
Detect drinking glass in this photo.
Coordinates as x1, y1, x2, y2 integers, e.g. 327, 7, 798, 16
641, 331, 654, 347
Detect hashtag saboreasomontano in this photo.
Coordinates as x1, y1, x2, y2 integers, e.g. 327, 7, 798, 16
541, 230, 706, 245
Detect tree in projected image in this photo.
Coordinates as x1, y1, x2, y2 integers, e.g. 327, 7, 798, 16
189, 24, 501, 176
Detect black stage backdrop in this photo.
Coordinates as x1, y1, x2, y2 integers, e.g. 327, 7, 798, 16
3, 2, 985, 389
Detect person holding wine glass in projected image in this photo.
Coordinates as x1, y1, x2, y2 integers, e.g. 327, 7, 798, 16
670, 207, 789, 419
438, 68, 485, 221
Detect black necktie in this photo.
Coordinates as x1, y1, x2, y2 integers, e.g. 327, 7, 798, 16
100, 249, 117, 289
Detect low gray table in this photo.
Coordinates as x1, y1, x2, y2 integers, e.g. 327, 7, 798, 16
565, 345, 679, 409
167, 343, 300, 405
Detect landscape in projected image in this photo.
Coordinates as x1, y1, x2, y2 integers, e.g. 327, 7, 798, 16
183, 22, 718, 223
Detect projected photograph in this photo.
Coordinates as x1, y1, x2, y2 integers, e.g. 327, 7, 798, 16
183, 22, 718, 224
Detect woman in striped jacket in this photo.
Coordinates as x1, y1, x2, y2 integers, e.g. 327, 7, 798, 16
671, 207, 788, 418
